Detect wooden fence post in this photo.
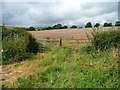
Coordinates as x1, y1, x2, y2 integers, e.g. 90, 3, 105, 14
59, 38, 62, 47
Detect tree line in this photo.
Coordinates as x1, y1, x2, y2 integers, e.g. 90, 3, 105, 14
27, 21, 120, 31
84, 21, 120, 28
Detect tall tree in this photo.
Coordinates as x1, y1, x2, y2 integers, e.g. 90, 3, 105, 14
27, 27, 35, 31
53, 23, 63, 29
103, 23, 108, 27
103, 22, 112, 27
62, 25, 68, 29
71, 25, 77, 28
85, 22, 92, 28
94, 23, 100, 27
115, 21, 120, 26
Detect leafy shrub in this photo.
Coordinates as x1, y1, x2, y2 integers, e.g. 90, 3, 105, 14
62, 25, 68, 29
46, 27, 52, 30
2, 27, 42, 64
40, 24, 68, 30
81, 45, 95, 54
52, 24, 63, 29
71, 25, 77, 28
92, 30, 120, 50
26, 34, 39, 53
85, 22, 92, 28
103, 23, 112, 27
115, 21, 120, 26
94, 23, 100, 27
26, 27, 35, 31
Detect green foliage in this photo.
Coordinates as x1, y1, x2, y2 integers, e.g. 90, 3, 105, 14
42, 24, 68, 30
81, 45, 95, 54
16, 46, 119, 88
26, 27, 35, 31
0, 27, 2, 65
103, 22, 112, 27
17, 77, 32, 88
92, 30, 120, 50
40, 65, 62, 83
41, 27, 53, 30
26, 34, 39, 53
85, 22, 92, 28
47, 26, 52, 30
71, 25, 77, 28
115, 21, 120, 26
53, 23, 63, 29
62, 25, 68, 29
94, 23, 100, 27
2, 27, 42, 64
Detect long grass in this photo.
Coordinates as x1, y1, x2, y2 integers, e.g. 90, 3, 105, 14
2, 26, 119, 88
6, 44, 118, 88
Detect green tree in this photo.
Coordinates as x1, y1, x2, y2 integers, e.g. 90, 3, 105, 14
115, 21, 120, 26
53, 24, 63, 29
103, 23, 112, 27
62, 25, 68, 29
94, 23, 100, 27
27, 27, 35, 31
108, 23, 112, 26
71, 25, 77, 28
46, 27, 52, 30
85, 22, 92, 28
103, 23, 108, 27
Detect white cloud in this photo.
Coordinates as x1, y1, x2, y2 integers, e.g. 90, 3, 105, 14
1, 1, 119, 27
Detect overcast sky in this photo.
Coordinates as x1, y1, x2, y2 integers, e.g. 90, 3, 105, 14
1, 0, 119, 27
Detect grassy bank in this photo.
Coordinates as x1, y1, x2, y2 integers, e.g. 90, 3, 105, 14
2, 44, 119, 88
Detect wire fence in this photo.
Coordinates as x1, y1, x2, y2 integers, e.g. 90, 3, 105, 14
35, 26, 120, 47
37, 38, 91, 47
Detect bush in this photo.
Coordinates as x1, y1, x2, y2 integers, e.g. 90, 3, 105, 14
92, 30, 120, 50
40, 24, 68, 30
94, 23, 100, 27
52, 24, 63, 29
2, 27, 41, 64
81, 45, 95, 54
71, 25, 77, 28
103, 23, 112, 27
26, 27, 35, 31
26, 34, 39, 53
85, 22, 92, 28
62, 25, 68, 29
115, 21, 120, 26
47, 27, 52, 30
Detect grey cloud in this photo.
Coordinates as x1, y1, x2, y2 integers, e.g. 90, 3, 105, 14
1, 1, 118, 27
81, 2, 117, 17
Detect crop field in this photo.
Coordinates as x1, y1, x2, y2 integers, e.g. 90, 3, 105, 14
29, 27, 119, 47
29, 27, 118, 40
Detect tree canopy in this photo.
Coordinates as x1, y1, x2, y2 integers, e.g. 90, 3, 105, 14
94, 23, 100, 27
71, 25, 77, 28
85, 22, 92, 28
27, 27, 35, 31
115, 21, 120, 26
103, 23, 112, 27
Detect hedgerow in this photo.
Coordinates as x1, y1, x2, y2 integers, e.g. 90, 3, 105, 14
2, 27, 42, 64
92, 30, 120, 50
